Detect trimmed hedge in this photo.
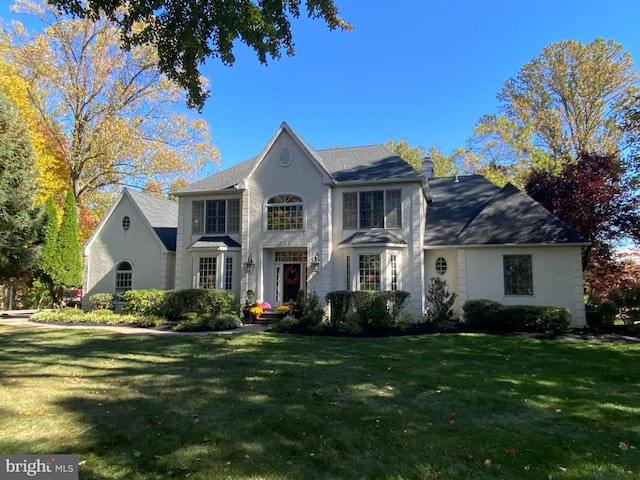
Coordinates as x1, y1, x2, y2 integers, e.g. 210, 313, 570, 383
162, 289, 235, 321
325, 291, 352, 326
89, 293, 114, 310
462, 299, 571, 333
117, 288, 236, 321
325, 290, 412, 330
123, 289, 165, 316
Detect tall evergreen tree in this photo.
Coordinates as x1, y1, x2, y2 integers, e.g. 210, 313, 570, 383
57, 188, 82, 289
37, 196, 61, 301
0, 90, 41, 279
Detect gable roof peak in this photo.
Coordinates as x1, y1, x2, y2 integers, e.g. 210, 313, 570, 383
238, 122, 335, 188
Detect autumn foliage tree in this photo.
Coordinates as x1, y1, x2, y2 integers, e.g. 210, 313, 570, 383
0, 36, 68, 207
46, 0, 351, 109
525, 152, 640, 298
457, 39, 639, 185
8, 0, 219, 231
386, 140, 459, 177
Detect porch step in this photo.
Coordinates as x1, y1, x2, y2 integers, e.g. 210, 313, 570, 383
249, 310, 280, 325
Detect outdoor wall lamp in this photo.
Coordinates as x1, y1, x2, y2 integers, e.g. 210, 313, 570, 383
243, 254, 255, 274
310, 252, 321, 273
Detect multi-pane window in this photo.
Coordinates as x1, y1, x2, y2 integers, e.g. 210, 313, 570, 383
385, 190, 402, 228
343, 193, 358, 229
359, 254, 381, 291
115, 261, 133, 299
275, 251, 307, 262
267, 194, 303, 230
345, 255, 351, 291
192, 201, 205, 234
360, 191, 384, 228
227, 199, 240, 233
343, 190, 402, 229
206, 200, 226, 233
435, 257, 448, 275
224, 257, 233, 290
390, 254, 398, 291
503, 255, 533, 295
199, 257, 217, 289
192, 199, 240, 234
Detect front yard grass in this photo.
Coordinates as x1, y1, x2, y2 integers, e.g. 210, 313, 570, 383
0, 326, 638, 479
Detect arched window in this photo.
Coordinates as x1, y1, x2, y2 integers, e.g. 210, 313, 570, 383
266, 194, 303, 230
122, 216, 131, 231
115, 261, 133, 299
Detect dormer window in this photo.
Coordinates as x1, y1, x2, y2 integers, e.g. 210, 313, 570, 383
267, 194, 303, 230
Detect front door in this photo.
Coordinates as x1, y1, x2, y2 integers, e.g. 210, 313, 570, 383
282, 263, 301, 303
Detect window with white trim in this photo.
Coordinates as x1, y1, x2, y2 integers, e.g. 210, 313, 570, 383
503, 255, 533, 295
224, 257, 233, 290
115, 261, 133, 299
198, 257, 217, 289
345, 255, 351, 291
267, 194, 303, 230
359, 254, 381, 291
192, 199, 240, 234
343, 189, 402, 229
390, 254, 398, 291
435, 257, 448, 275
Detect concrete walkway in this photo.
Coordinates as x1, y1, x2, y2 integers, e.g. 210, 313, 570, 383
0, 310, 269, 336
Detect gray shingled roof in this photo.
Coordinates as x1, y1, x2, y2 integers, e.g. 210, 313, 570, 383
125, 188, 178, 250
175, 158, 257, 193
339, 230, 408, 246
425, 176, 588, 246
175, 145, 423, 195
187, 236, 242, 249
318, 146, 423, 183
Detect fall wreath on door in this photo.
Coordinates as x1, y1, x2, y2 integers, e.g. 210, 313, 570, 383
284, 265, 300, 285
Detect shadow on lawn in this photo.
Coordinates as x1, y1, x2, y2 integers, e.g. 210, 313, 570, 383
0, 329, 638, 479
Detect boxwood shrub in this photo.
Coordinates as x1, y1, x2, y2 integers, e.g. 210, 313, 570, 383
123, 289, 165, 316
463, 299, 571, 333
462, 299, 508, 331
116, 288, 237, 322
325, 290, 352, 326
325, 290, 412, 330
89, 293, 114, 310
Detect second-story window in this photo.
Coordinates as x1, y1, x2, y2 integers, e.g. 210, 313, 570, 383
343, 190, 402, 229
192, 199, 240, 234
267, 194, 303, 230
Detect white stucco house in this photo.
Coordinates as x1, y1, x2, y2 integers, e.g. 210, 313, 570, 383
83, 122, 589, 326
83, 188, 177, 309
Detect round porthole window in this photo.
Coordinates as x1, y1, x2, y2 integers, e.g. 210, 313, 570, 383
278, 147, 293, 167
435, 257, 447, 275
122, 216, 131, 231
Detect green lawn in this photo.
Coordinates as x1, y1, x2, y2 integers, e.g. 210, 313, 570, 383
0, 326, 638, 480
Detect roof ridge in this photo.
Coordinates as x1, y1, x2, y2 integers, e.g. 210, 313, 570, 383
316, 144, 389, 152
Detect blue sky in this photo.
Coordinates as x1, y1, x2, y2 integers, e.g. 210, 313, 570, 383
3, 1, 640, 173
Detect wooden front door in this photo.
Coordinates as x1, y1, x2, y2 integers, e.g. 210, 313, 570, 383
282, 263, 301, 303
